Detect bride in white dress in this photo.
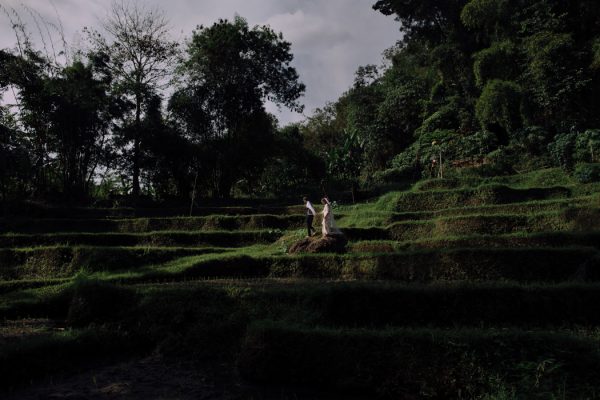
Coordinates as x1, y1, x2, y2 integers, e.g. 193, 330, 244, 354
321, 197, 342, 236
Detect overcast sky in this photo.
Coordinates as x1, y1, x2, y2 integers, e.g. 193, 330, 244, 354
0, 0, 401, 125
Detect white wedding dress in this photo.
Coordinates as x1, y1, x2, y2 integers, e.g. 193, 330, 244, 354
322, 202, 342, 236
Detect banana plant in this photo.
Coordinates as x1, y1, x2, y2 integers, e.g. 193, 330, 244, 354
326, 128, 364, 203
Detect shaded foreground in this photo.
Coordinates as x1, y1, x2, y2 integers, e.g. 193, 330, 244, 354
4, 170, 600, 398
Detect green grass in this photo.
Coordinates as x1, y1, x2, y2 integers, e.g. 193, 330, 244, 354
350, 231, 600, 252
342, 209, 600, 242
0, 276, 71, 294
0, 281, 74, 319
5, 168, 600, 396
0, 214, 305, 234
0, 245, 227, 280
388, 184, 573, 212
338, 197, 596, 228
489, 168, 576, 187
7, 203, 306, 218
1, 246, 598, 313
11, 278, 600, 333
0, 229, 282, 248
96, 246, 600, 284
411, 168, 578, 192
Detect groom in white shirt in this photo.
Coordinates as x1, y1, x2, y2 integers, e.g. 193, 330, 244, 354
303, 196, 316, 237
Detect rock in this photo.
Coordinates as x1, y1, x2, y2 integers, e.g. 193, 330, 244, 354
288, 234, 348, 254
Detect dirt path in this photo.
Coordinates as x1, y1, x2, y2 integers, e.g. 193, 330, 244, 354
4, 354, 370, 400
4, 355, 243, 400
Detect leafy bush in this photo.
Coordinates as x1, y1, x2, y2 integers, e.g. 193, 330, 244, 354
476, 79, 522, 135
394, 130, 455, 165
574, 163, 600, 183
453, 130, 499, 159
391, 129, 503, 179
473, 41, 520, 87
483, 147, 518, 175
418, 102, 460, 134
391, 145, 418, 170
509, 126, 553, 156
461, 0, 511, 30
392, 130, 460, 179
574, 129, 600, 163
257, 145, 325, 197
370, 166, 419, 186
548, 132, 576, 169
549, 130, 600, 171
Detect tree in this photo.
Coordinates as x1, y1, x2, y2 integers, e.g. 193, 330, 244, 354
475, 79, 522, 139
1, 43, 122, 201
301, 103, 346, 156
257, 124, 325, 197
372, 0, 480, 141
138, 93, 196, 199
462, 0, 600, 130
86, 0, 179, 198
0, 48, 54, 196
373, 0, 470, 44
0, 106, 31, 202
369, 0, 600, 176
45, 58, 118, 198
171, 16, 305, 198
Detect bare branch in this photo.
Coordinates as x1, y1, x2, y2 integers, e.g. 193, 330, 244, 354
31, 7, 59, 64
21, 4, 51, 62
49, 0, 69, 63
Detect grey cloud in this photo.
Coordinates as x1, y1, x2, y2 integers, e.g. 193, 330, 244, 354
1, 0, 401, 125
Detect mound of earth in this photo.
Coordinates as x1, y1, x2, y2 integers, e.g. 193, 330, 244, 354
288, 234, 348, 254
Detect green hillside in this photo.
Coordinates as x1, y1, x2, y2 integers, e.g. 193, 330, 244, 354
3, 168, 600, 398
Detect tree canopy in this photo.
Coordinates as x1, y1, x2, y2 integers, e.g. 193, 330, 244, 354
169, 16, 305, 198
1, 0, 599, 205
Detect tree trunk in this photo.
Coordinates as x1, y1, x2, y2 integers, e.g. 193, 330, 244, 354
189, 171, 198, 216
35, 137, 46, 198
132, 94, 141, 199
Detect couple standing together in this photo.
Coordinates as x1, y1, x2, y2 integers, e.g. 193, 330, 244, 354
303, 197, 342, 237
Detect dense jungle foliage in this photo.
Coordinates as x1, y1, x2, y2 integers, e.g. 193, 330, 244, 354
1, 0, 599, 204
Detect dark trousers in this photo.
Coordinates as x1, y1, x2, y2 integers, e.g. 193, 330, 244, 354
306, 214, 315, 236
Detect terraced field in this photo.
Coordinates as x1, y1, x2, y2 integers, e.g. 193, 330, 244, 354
3, 169, 600, 399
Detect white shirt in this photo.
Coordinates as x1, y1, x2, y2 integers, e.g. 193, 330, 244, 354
306, 201, 316, 216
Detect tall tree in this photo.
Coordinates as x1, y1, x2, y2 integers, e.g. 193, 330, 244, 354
0, 105, 31, 202
373, 0, 470, 44
171, 16, 305, 198
0, 49, 54, 196
45, 58, 117, 198
86, 0, 179, 198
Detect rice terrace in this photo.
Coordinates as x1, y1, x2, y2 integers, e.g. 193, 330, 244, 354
2, 0, 600, 399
